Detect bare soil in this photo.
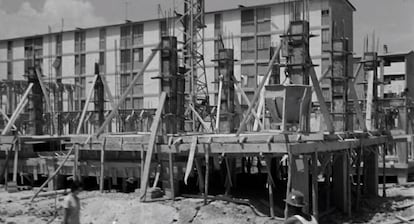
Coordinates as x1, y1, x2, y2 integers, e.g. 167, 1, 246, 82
0, 184, 413, 224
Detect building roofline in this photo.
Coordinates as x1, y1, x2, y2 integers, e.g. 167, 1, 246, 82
0, 0, 354, 42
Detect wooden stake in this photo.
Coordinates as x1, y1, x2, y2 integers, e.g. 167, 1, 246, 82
195, 158, 205, 194
311, 152, 319, 219
383, 143, 387, 197
139, 92, 167, 201
12, 140, 19, 183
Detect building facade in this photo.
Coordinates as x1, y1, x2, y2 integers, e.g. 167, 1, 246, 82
0, 0, 355, 133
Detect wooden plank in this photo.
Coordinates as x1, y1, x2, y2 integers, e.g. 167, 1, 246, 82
2, 83, 33, 135
35, 68, 52, 116
237, 44, 282, 135
215, 77, 223, 132
96, 42, 162, 137
184, 136, 198, 185
100, 75, 118, 116
309, 65, 334, 133
365, 71, 374, 130
0, 110, 20, 134
12, 140, 19, 182
139, 92, 167, 201
76, 74, 99, 134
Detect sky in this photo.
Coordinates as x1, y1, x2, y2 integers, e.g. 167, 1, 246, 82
0, 0, 413, 54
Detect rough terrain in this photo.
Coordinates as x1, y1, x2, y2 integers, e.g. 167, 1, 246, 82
0, 183, 413, 224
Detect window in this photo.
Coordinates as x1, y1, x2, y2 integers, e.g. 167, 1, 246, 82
75, 31, 85, 52
56, 34, 62, 55
120, 49, 131, 71
257, 8, 271, 33
160, 21, 168, 37
99, 52, 105, 73
133, 72, 143, 95
214, 13, 222, 36
80, 54, 86, 74
257, 35, 271, 60
132, 24, 144, 46
99, 28, 106, 50
321, 28, 330, 43
241, 9, 255, 33
133, 97, 143, 109
321, 9, 330, 25
7, 62, 12, 79
133, 48, 143, 69
241, 64, 256, 88
75, 55, 80, 74
241, 37, 255, 60
120, 26, 131, 48
7, 41, 12, 60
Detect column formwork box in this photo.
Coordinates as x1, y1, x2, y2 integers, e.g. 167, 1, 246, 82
264, 84, 312, 132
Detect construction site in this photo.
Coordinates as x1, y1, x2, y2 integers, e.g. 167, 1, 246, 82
0, 0, 413, 223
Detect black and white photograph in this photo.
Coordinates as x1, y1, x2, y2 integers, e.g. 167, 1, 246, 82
0, 0, 413, 223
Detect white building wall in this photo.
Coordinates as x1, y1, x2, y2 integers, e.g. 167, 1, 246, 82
62, 32, 75, 78
143, 21, 160, 109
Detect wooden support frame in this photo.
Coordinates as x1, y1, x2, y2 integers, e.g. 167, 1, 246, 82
348, 63, 368, 132
309, 64, 334, 133
215, 76, 223, 132
233, 83, 264, 130
2, 83, 33, 135
96, 42, 162, 137
76, 74, 99, 134
237, 44, 282, 135
139, 92, 167, 201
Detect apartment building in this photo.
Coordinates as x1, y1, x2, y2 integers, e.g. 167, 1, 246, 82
0, 0, 355, 132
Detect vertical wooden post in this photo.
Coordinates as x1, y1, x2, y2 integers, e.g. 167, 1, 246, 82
12, 140, 19, 183
364, 146, 378, 196
4, 149, 9, 189
73, 143, 79, 181
100, 137, 106, 193
311, 152, 319, 219
195, 158, 205, 194
224, 157, 233, 196
356, 146, 362, 210
346, 149, 352, 216
168, 148, 175, 200
204, 142, 210, 205
382, 143, 387, 197
332, 151, 347, 213
265, 156, 275, 218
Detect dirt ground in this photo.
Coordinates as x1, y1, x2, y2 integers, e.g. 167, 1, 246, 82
0, 183, 413, 224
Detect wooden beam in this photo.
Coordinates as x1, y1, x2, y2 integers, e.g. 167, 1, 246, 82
2, 83, 33, 135
0, 110, 20, 134
237, 43, 282, 135
76, 74, 99, 134
96, 42, 162, 137
365, 70, 374, 130
100, 75, 118, 116
12, 139, 19, 182
309, 64, 334, 133
215, 77, 223, 132
35, 68, 52, 115
139, 92, 166, 201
